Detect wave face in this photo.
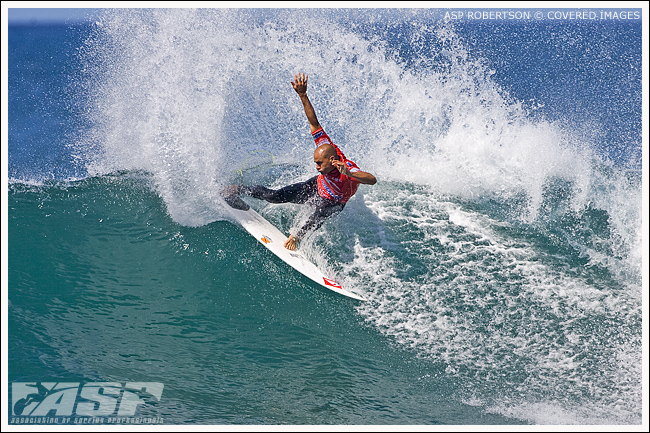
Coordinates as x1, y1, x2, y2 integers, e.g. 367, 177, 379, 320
8, 9, 642, 425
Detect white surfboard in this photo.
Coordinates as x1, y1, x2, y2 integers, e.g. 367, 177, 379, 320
223, 195, 366, 301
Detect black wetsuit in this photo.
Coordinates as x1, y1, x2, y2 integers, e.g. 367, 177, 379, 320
241, 175, 344, 239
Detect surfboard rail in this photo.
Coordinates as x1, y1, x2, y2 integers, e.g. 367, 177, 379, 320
223, 196, 366, 301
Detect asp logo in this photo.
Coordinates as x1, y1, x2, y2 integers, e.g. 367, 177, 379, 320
10, 382, 164, 418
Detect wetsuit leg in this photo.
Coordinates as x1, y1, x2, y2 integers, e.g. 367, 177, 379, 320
241, 176, 318, 204
295, 196, 345, 239
241, 176, 344, 239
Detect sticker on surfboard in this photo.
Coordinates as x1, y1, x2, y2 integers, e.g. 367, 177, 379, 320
323, 277, 343, 290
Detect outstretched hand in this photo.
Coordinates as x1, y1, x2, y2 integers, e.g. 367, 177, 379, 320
291, 73, 308, 95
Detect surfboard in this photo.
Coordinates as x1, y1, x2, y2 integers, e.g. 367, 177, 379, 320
223, 195, 366, 301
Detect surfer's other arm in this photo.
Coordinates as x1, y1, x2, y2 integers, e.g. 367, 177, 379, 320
291, 73, 321, 133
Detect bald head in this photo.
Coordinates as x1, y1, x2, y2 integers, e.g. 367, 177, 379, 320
313, 144, 339, 174
314, 144, 338, 160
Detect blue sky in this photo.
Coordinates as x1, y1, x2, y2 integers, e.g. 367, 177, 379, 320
7, 7, 105, 24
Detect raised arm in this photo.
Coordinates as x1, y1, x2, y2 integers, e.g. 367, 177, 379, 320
291, 73, 321, 133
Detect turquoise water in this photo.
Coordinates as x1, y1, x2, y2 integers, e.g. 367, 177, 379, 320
9, 175, 530, 424
8, 9, 643, 425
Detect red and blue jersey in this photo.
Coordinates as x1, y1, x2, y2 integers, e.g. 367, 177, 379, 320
312, 127, 361, 204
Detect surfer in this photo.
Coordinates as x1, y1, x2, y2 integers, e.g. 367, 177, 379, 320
226, 73, 376, 250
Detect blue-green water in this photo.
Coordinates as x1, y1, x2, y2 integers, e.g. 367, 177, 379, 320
7, 9, 643, 425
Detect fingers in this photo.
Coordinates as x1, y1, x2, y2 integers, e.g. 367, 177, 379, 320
333, 160, 351, 175
292, 73, 308, 86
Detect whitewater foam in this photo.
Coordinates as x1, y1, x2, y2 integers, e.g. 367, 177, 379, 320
343, 184, 641, 424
